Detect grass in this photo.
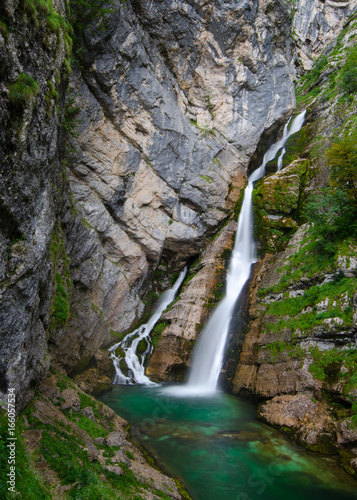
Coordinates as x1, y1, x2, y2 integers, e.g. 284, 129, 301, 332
8, 73, 39, 110
0, 413, 51, 499
63, 411, 108, 439
261, 275, 356, 335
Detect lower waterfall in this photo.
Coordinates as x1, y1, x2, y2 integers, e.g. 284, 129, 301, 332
109, 266, 187, 384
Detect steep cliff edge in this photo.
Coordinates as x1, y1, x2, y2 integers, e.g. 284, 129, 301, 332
0, 0, 72, 408
233, 11, 357, 475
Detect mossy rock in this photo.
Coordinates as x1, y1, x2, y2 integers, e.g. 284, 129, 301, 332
137, 339, 148, 354
254, 160, 308, 215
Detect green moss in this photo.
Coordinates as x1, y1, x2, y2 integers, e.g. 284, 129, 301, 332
264, 341, 305, 363
52, 274, 70, 326
297, 54, 328, 93
8, 73, 39, 110
199, 174, 214, 184
151, 320, 170, 346
45, 80, 59, 105
341, 43, 357, 94
0, 21, 9, 38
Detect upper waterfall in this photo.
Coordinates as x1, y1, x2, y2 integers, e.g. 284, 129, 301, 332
173, 110, 307, 395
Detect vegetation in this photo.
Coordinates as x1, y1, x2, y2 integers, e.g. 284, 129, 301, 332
151, 320, 170, 346
304, 127, 357, 257
69, 0, 117, 35
0, 412, 50, 499
8, 73, 39, 110
341, 44, 357, 95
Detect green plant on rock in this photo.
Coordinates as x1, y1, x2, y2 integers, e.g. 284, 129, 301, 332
305, 187, 357, 256
341, 43, 357, 95
326, 128, 357, 203
8, 73, 39, 110
63, 96, 81, 136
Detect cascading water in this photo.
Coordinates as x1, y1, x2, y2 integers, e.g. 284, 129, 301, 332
180, 110, 306, 394
109, 266, 187, 385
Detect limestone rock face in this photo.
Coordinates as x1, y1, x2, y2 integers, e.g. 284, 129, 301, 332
292, 0, 357, 70
68, 0, 297, 276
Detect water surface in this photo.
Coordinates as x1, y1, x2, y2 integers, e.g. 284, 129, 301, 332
100, 385, 357, 500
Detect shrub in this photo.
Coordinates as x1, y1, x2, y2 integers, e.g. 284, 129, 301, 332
8, 73, 39, 109
326, 129, 357, 202
305, 187, 357, 255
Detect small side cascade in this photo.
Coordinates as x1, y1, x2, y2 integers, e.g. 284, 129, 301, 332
174, 110, 307, 396
109, 266, 187, 385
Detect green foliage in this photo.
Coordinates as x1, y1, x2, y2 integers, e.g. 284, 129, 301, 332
299, 55, 328, 92
305, 187, 357, 255
64, 411, 108, 439
0, 414, 50, 499
341, 44, 357, 94
151, 320, 169, 346
263, 276, 357, 335
309, 346, 357, 401
0, 21, 9, 38
45, 80, 59, 104
52, 273, 70, 326
69, 0, 117, 64
264, 341, 304, 362
78, 391, 100, 417
325, 128, 357, 202
304, 128, 357, 256
8, 73, 39, 110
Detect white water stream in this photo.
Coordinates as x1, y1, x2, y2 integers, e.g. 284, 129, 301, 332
109, 267, 187, 385
178, 110, 307, 395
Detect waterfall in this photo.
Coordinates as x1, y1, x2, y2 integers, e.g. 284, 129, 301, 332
109, 266, 187, 385
180, 110, 306, 395
277, 147, 286, 172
